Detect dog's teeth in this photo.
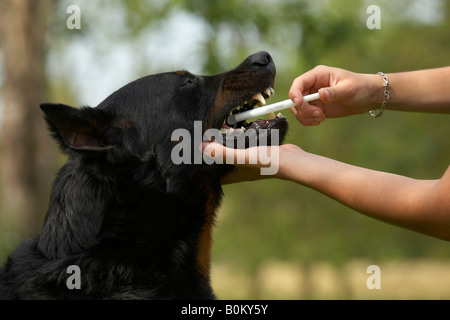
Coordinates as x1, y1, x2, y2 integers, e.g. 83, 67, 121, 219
264, 88, 272, 101
220, 127, 227, 134
277, 112, 283, 118
252, 92, 265, 107
270, 87, 275, 96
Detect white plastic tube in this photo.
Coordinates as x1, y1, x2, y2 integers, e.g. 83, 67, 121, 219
227, 92, 320, 125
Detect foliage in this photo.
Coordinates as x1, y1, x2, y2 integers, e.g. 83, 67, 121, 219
1, 0, 450, 278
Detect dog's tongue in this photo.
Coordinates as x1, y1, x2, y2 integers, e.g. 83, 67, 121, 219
247, 117, 283, 131
247, 119, 270, 131
245, 113, 286, 132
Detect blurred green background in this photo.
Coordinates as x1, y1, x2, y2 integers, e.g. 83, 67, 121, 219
0, 0, 449, 299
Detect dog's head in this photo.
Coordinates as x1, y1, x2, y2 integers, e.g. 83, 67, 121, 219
40, 51, 287, 188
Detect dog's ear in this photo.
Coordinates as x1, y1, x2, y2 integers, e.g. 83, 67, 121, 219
40, 103, 115, 151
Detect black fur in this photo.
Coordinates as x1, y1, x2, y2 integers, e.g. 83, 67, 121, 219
0, 51, 287, 299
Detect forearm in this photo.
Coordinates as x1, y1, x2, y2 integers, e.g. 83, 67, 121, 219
283, 150, 450, 240
386, 67, 450, 113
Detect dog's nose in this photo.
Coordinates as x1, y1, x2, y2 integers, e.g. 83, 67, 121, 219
248, 51, 273, 66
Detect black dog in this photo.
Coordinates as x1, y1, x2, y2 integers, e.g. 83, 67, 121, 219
0, 51, 287, 299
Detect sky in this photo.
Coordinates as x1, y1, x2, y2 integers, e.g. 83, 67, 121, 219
51, 0, 444, 107
47, 4, 211, 107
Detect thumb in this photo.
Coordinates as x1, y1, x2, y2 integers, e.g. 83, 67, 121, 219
319, 85, 345, 104
201, 141, 224, 162
201, 141, 239, 164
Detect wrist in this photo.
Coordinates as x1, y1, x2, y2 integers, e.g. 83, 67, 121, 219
367, 73, 386, 107
368, 72, 390, 118
277, 147, 317, 185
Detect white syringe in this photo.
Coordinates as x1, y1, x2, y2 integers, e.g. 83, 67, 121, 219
227, 92, 320, 125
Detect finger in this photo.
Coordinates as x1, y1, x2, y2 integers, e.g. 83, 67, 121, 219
202, 141, 279, 168
297, 103, 325, 118
289, 106, 298, 117
202, 141, 226, 163
290, 103, 326, 124
201, 142, 269, 184
288, 71, 318, 105
296, 117, 324, 126
289, 66, 331, 105
202, 141, 246, 164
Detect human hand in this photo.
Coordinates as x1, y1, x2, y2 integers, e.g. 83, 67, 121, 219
201, 142, 305, 184
288, 65, 382, 126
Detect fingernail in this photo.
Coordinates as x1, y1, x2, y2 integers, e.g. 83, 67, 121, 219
293, 97, 300, 106
319, 88, 331, 101
312, 110, 321, 118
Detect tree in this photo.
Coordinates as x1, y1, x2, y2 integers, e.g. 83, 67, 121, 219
0, 0, 58, 238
